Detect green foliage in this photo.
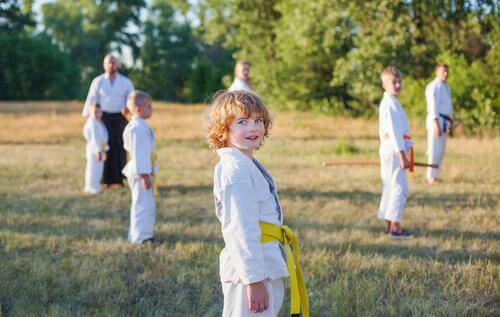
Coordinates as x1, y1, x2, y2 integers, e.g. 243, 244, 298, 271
131, 0, 198, 101
199, 0, 499, 133
0, 30, 79, 99
0, 0, 34, 30
41, 0, 146, 89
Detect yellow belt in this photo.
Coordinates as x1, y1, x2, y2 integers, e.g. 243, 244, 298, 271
260, 221, 309, 317
151, 152, 158, 196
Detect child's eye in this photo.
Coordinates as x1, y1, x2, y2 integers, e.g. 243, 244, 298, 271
238, 119, 247, 125
255, 118, 263, 123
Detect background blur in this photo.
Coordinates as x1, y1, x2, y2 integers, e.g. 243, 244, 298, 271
0, 0, 498, 133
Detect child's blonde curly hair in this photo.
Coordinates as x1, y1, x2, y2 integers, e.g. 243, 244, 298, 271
204, 91, 272, 150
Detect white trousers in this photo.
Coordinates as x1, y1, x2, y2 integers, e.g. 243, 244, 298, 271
222, 278, 285, 317
378, 145, 408, 222
427, 128, 447, 179
84, 151, 104, 194
128, 175, 156, 244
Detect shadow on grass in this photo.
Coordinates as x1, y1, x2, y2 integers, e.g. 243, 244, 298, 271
309, 239, 500, 264
279, 187, 498, 210
295, 217, 499, 264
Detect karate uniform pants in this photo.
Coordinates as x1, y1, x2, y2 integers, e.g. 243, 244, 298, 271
127, 175, 156, 244
84, 151, 104, 194
102, 112, 128, 185
378, 144, 408, 223
427, 127, 447, 180
222, 278, 285, 317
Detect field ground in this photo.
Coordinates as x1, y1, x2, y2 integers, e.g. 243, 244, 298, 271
0, 101, 498, 316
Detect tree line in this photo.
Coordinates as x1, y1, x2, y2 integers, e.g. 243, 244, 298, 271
0, 0, 498, 133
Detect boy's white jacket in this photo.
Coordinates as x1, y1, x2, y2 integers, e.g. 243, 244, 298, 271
425, 78, 453, 130
82, 118, 109, 154
122, 117, 157, 178
213, 148, 289, 284
379, 92, 412, 153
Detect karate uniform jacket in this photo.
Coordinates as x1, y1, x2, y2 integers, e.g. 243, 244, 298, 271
379, 92, 412, 153
122, 117, 157, 178
425, 78, 453, 131
213, 148, 288, 285
82, 118, 109, 156
83, 73, 134, 117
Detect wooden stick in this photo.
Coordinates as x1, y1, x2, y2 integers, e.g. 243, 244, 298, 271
322, 160, 439, 168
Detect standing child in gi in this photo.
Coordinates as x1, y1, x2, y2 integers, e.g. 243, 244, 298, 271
378, 66, 413, 239
204, 91, 308, 317
122, 90, 157, 244
83, 103, 108, 194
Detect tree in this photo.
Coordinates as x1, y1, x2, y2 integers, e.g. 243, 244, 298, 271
41, 0, 146, 90
0, 30, 79, 99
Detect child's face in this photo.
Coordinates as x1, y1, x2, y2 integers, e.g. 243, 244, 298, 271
90, 106, 103, 120
382, 75, 403, 96
136, 99, 153, 119
227, 112, 265, 157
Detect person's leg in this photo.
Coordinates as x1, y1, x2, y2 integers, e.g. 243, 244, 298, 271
427, 127, 446, 183
102, 113, 127, 185
386, 153, 408, 230
128, 176, 154, 243
378, 146, 391, 222
85, 151, 101, 194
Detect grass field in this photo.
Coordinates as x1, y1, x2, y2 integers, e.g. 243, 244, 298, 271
0, 101, 498, 316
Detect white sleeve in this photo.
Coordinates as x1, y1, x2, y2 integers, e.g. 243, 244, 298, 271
83, 78, 99, 117
130, 128, 152, 174
221, 182, 266, 284
386, 102, 405, 152
87, 122, 101, 154
426, 83, 438, 119
124, 79, 135, 109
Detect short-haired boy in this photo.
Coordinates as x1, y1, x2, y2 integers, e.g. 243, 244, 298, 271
378, 66, 413, 239
122, 90, 157, 244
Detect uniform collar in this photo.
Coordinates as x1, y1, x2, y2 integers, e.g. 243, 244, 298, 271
132, 116, 147, 124
216, 147, 253, 162
104, 72, 121, 80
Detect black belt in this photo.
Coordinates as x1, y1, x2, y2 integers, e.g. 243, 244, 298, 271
439, 113, 453, 133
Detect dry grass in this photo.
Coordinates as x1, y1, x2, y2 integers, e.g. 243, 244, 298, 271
0, 101, 498, 316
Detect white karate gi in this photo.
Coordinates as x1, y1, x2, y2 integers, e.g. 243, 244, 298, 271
122, 117, 157, 244
228, 79, 252, 92
213, 148, 288, 317
82, 118, 109, 194
378, 92, 412, 223
425, 78, 453, 180
82, 73, 134, 117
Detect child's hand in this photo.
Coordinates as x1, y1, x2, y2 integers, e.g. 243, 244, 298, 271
446, 125, 453, 137
97, 152, 106, 161
434, 120, 442, 137
247, 281, 269, 313
140, 174, 152, 189
399, 151, 410, 169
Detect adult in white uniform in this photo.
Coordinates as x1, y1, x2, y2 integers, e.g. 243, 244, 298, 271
378, 66, 413, 239
228, 60, 252, 92
122, 91, 157, 244
83, 54, 134, 186
425, 63, 453, 184
83, 103, 109, 194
